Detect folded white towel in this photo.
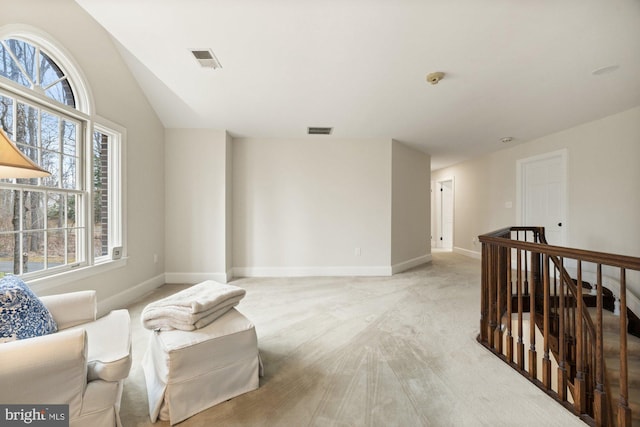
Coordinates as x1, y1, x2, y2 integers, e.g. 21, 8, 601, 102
142, 295, 243, 331
141, 281, 246, 331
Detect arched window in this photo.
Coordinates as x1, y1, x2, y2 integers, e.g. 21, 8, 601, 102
0, 38, 75, 107
0, 31, 123, 279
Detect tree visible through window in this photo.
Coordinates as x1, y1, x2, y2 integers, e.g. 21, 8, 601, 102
0, 35, 122, 278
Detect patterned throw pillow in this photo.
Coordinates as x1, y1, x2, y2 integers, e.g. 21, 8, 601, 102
0, 275, 58, 343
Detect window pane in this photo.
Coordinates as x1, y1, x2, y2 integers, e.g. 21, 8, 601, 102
42, 150, 60, 188
16, 102, 39, 148
23, 191, 45, 231
62, 120, 76, 155
67, 194, 77, 226
46, 230, 64, 268
47, 193, 64, 229
40, 52, 75, 107
5, 39, 36, 86
39, 51, 64, 88
41, 111, 60, 152
45, 80, 75, 107
0, 40, 30, 88
15, 103, 42, 185
0, 189, 17, 233
0, 95, 13, 138
0, 233, 17, 275
67, 229, 78, 264
22, 231, 45, 274
62, 155, 77, 189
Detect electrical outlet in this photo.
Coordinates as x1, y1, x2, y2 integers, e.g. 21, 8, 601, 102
111, 246, 122, 260
153, 254, 158, 264
355, 247, 361, 256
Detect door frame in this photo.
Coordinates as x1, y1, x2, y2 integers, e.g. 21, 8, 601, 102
432, 177, 455, 249
516, 149, 567, 246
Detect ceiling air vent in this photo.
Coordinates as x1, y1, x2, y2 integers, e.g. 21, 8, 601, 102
189, 49, 222, 69
307, 127, 333, 135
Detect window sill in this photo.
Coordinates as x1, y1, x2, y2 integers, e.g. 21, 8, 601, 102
28, 257, 128, 293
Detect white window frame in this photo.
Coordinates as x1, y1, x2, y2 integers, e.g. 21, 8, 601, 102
91, 118, 126, 264
0, 25, 126, 291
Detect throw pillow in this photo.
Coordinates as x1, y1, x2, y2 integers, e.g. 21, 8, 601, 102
0, 275, 58, 343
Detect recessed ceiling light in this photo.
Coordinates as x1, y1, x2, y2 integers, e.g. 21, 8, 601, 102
591, 64, 619, 76
189, 49, 222, 69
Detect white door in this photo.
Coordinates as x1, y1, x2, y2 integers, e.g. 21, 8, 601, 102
518, 151, 566, 246
433, 179, 454, 249
440, 180, 454, 249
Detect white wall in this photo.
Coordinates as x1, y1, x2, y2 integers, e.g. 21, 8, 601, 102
391, 140, 431, 270
232, 138, 393, 276
165, 129, 231, 283
164, 136, 431, 278
2, 0, 166, 310
432, 106, 640, 294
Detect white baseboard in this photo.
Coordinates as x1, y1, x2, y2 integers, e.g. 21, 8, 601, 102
392, 254, 432, 274
233, 265, 393, 278
98, 273, 165, 316
165, 271, 230, 284
454, 246, 481, 259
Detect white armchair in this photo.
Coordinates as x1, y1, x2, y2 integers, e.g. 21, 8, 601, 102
0, 290, 132, 427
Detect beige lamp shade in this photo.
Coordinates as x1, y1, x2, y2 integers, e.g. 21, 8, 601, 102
0, 128, 50, 178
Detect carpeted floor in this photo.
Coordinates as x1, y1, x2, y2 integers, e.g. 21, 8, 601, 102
120, 252, 585, 426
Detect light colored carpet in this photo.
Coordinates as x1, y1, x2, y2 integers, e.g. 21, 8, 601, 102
120, 252, 585, 426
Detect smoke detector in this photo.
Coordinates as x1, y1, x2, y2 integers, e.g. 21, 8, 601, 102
426, 71, 445, 85
189, 49, 222, 69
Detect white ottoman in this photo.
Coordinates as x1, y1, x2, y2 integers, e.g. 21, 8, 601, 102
142, 308, 262, 425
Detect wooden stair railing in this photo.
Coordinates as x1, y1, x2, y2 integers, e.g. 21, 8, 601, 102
478, 227, 640, 427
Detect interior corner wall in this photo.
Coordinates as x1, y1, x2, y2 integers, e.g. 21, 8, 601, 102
165, 129, 230, 283
232, 138, 392, 276
225, 132, 234, 277
431, 106, 640, 294
2, 0, 166, 307
391, 140, 431, 272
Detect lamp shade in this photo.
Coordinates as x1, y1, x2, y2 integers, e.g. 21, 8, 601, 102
0, 128, 50, 178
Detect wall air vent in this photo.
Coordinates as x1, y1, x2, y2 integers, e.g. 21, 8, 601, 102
307, 127, 333, 135
189, 49, 222, 69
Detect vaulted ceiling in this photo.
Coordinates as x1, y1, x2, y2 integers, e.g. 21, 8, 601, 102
74, 0, 640, 170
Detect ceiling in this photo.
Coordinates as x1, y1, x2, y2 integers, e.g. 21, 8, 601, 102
74, 0, 640, 170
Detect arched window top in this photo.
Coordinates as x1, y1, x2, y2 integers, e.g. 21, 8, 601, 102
0, 38, 75, 107
0, 25, 92, 115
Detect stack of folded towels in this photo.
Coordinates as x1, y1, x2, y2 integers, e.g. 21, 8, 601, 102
142, 280, 246, 331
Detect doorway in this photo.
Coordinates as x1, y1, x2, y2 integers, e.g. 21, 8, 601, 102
517, 150, 567, 246
433, 178, 454, 250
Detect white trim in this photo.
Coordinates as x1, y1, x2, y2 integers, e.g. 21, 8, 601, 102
165, 272, 231, 284
232, 265, 393, 278
92, 117, 128, 259
97, 273, 165, 316
454, 246, 481, 259
392, 254, 432, 274
27, 257, 128, 293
